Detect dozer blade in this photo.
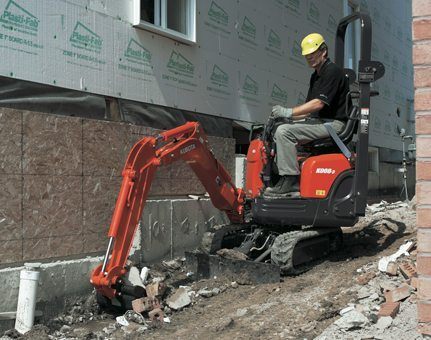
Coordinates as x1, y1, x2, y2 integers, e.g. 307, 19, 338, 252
185, 251, 280, 285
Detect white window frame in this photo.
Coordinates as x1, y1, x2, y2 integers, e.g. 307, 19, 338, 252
133, 0, 196, 45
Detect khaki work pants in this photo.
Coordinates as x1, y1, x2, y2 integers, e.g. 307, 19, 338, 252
274, 119, 346, 176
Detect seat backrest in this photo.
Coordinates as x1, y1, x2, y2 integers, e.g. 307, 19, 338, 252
338, 105, 359, 143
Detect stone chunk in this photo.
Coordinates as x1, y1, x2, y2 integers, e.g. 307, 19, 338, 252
386, 262, 398, 276
334, 310, 369, 330
376, 316, 393, 330
357, 272, 376, 285
399, 262, 417, 279
166, 288, 191, 310
378, 302, 400, 318
384, 284, 411, 302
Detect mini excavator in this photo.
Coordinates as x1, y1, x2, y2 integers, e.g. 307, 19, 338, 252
91, 12, 385, 304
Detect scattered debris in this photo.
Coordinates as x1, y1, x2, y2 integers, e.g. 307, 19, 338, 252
378, 241, 414, 272
376, 316, 393, 330
384, 284, 412, 303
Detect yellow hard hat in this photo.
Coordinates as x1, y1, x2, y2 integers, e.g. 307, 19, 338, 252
301, 33, 325, 55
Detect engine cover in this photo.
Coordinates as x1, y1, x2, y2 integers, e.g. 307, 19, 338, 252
300, 154, 352, 198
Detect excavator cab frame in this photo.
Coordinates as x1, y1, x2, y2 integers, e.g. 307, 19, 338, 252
249, 12, 384, 227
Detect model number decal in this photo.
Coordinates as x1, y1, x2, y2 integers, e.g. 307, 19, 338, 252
315, 168, 335, 174
180, 144, 196, 154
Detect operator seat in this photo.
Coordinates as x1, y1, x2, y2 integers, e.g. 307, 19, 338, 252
302, 68, 359, 156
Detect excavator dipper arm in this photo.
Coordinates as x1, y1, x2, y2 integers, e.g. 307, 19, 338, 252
91, 122, 245, 299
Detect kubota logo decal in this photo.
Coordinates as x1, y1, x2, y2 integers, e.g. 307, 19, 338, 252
316, 168, 335, 174
180, 144, 196, 155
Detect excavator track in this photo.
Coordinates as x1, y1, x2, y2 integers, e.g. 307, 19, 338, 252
271, 227, 343, 275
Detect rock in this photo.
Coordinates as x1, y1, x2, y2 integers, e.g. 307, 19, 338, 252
140, 267, 150, 284
115, 315, 129, 327
300, 321, 317, 333
198, 288, 213, 298
60, 325, 71, 333
334, 310, 369, 330
339, 306, 355, 316
236, 308, 248, 317
357, 286, 374, 299
212, 317, 234, 332
231, 282, 239, 289
167, 287, 192, 310
124, 310, 146, 325
375, 316, 392, 330
212, 288, 221, 296
125, 266, 145, 288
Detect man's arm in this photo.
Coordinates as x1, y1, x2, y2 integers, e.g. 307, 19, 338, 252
292, 99, 325, 117
272, 99, 325, 119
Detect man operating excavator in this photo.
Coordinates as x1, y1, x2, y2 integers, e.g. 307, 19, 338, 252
265, 33, 351, 196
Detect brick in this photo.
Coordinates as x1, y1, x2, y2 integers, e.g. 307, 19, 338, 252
378, 302, 400, 318
418, 322, 431, 335
419, 230, 431, 252
413, 45, 431, 66
418, 254, 431, 276
148, 308, 164, 323
417, 160, 431, 181
418, 301, 431, 323
418, 277, 431, 299
417, 138, 431, 158
413, 19, 431, 41
145, 282, 167, 299
399, 262, 418, 279
418, 208, 431, 228
417, 182, 431, 206
415, 67, 431, 88
132, 297, 160, 313
415, 89, 431, 112
384, 284, 412, 302
413, 0, 431, 17
416, 115, 431, 135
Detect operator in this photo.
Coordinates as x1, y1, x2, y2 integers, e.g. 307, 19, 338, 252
265, 33, 351, 195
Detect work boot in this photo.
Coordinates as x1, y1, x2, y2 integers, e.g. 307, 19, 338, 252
264, 175, 299, 196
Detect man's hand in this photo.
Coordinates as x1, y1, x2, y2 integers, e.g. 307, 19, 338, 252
271, 105, 293, 119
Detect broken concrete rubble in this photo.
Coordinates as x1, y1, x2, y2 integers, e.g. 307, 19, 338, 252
166, 287, 192, 310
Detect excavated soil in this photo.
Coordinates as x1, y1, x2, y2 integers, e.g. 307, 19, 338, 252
3, 200, 420, 340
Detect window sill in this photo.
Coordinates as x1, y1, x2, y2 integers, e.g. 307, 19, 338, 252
134, 21, 196, 45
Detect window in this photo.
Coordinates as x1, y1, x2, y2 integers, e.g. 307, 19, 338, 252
133, 0, 196, 44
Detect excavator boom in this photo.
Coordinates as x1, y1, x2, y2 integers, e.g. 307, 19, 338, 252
91, 122, 245, 298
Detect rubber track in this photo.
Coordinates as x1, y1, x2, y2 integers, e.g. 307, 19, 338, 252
271, 228, 341, 275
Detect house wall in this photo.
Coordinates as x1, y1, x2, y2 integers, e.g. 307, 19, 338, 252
0, 107, 233, 264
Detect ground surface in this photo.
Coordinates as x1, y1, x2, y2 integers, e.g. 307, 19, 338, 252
2, 200, 424, 340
